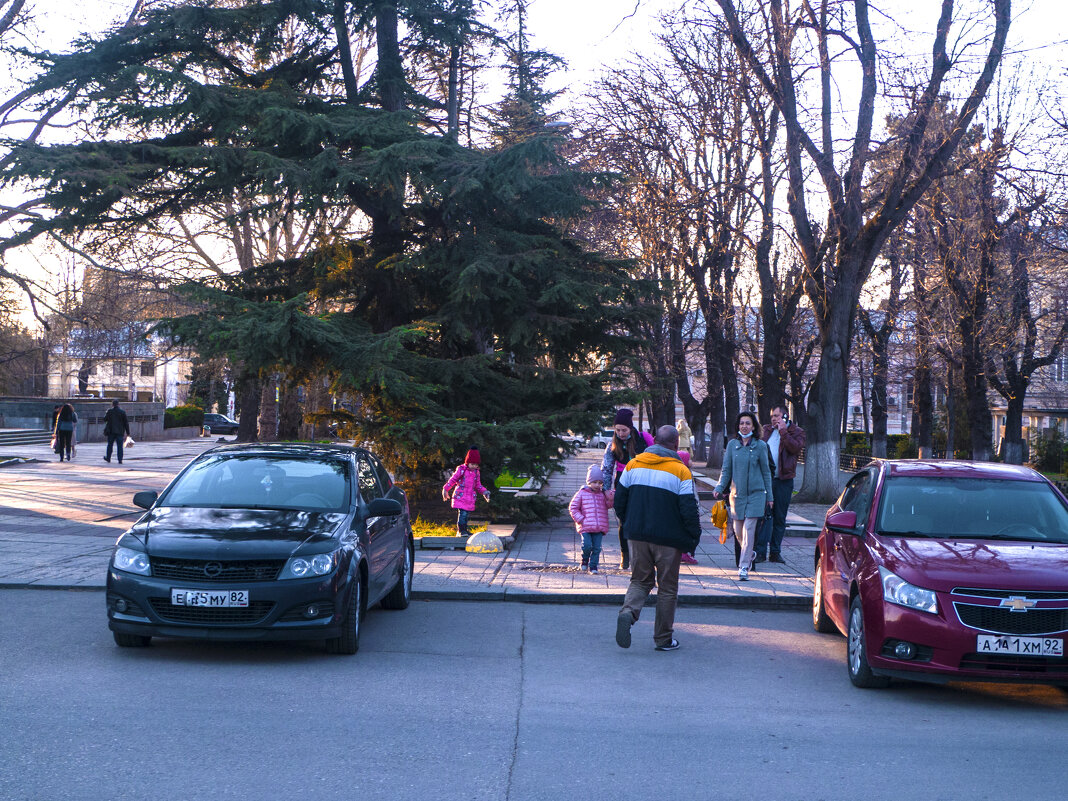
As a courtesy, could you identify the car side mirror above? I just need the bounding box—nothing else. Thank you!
[826,510,858,534]
[133,490,158,510]
[366,498,402,517]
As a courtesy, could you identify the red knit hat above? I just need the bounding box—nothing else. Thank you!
[464,448,481,465]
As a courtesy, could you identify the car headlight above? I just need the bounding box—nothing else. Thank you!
[113,546,151,576]
[879,566,938,614]
[279,551,339,580]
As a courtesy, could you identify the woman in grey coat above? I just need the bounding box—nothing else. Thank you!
[713,411,772,581]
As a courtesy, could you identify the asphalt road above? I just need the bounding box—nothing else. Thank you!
[2,592,1066,801]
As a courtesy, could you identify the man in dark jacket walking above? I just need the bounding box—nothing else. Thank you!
[756,405,806,563]
[614,425,701,652]
[103,399,131,464]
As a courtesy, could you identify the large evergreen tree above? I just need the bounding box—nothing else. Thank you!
[0,0,633,506]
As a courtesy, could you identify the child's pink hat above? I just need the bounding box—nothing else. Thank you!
[586,464,604,483]
[677,451,691,467]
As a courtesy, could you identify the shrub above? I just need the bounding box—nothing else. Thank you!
[844,432,870,455]
[887,434,916,459]
[164,405,205,429]
[1030,429,1067,474]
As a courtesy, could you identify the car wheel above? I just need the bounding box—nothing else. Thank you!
[847,596,890,689]
[381,538,414,610]
[113,631,151,648]
[326,576,363,655]
[812,558,837,634]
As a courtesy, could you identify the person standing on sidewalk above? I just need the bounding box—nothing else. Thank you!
[614,425,701,652]
[442,448,491,537]
[54,403,78,461]
[601,408,653,570]
[713,411,772,581]
[103,399,131,464]
[755,405,806,564]
[568,464,614,574]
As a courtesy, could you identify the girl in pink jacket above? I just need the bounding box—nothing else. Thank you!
[442,448,491,536]
[568,464,615,573]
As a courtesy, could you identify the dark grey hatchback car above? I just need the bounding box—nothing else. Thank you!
[107,443,414,654]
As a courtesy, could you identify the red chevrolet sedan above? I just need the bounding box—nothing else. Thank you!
[812,460,1068,688]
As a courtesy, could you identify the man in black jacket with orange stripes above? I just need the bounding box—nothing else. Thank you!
[613,425,701,652]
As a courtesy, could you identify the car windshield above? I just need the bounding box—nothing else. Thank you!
[876,476,1068,543]
[162,454,351,512]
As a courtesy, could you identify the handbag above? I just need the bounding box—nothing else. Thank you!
[124,435,135,447]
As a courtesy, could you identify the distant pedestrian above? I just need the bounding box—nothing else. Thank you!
[568,464,614,573]
[601,408,654,570]
[442,448,491,537]
[755,406,806,564]
[713,411,772,581]
[103,399,131,464]
[677,418,693,455]
[677,450,699,565]
[614,425,701,652]
[53,403,78,462]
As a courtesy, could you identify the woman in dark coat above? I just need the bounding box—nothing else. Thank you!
[601,408,653,570]
[53,403,78,462]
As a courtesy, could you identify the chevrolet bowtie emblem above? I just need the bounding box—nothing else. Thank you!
[999,596,1037,612]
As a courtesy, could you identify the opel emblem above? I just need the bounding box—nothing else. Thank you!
[204,561,223,578]
[999,596,1036,612]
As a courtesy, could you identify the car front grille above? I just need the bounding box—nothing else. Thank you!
[953,587,1068,601]
[959,653,1068,674]
[953,603,1068,636]
[151,557,285,583]
[149,598,275,625]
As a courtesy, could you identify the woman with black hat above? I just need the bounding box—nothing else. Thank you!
[600,408,653,569]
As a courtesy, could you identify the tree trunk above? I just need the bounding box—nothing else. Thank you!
[870,347,888,458]
[257,375,278,442]
[277,380,302,441]
[1002,391,1025,465]
[447,45,460,139]
[914,361,934,458]
[236,373,261,443]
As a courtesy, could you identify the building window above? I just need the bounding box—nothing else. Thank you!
[113,360,128,376]
[140,360,155,377]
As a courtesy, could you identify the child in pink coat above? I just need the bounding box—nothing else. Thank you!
[568,464,615,573]
[442,448,491,536]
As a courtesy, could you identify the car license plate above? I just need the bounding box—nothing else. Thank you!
[976,634,1063,657]
[171,589,249,608]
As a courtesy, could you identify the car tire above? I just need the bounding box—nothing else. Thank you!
[813,558,837,634]
[113,631,151,648]
[380,538,414,610]
[847,596,890,689]
[326,576,363,655]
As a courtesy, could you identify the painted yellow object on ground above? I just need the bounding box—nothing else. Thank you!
[465,530,503,553]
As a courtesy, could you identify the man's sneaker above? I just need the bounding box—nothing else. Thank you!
[655,639,680,652]
[581,561,589,570]
[738,566,749,581]
[589,568,599,575]
[769,553,786,563]
[615,612,632,648]
[753,553,766,564]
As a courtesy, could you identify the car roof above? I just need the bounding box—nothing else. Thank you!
[203,442,369,460]
[879,459,1044,482]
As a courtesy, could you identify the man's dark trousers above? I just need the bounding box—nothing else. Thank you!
[106,434,124,463]
[756,477,793,557]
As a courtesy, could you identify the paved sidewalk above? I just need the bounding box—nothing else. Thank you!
[0,437,829,608]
